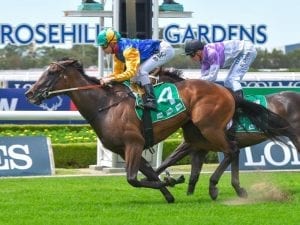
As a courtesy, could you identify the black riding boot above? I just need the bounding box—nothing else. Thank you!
[234,90,244,99]
[143,84,157,110]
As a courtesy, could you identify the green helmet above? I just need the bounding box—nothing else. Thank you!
[97,28,121,47]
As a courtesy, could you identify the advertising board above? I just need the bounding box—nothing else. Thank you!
[219,139,300,171]
[0,136,54,176]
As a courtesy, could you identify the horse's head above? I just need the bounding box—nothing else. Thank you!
[25,58,84,105]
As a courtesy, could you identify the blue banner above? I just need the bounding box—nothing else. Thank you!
[7,81,34,89]
[0,88,71,111]
[218,138,300,171]
[0,136,54,176]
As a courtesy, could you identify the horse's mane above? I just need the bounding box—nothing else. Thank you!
[57,57,100,85]
[159,67,185,83]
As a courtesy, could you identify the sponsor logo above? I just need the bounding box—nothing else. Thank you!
[0,144,33,170]
[0,137,54,176]
[218,139,300,171]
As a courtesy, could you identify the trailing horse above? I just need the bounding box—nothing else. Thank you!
[153,67,300,199]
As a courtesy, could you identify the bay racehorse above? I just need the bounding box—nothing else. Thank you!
[152,67,300,199]
[25,59,295,202]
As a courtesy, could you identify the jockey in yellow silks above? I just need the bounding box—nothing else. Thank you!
[97,28,175,110]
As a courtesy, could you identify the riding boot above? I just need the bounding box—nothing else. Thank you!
[234,90,244,99]
[143,84,157,110]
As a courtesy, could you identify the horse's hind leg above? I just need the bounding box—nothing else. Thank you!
[198,127,239,200]
[199,126,237,156]
[155,142,191,187]
[156,142,191,174]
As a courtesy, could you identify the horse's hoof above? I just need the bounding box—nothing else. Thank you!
[237,188,248,198]
[176,175,185,184]
[187,185,195,195]
[209,187,219,200]
[186,190,194,196]
[164,176,177,187]
[166,195,175,203]
[164,175,185,187]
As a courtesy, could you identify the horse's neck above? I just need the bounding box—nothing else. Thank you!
[68,85,110,121]
[69,84,127,123]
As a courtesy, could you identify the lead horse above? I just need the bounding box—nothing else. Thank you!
[25,59,295,202]
[153,67,300,199]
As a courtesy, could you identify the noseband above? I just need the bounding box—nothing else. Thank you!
[39,62,67,99]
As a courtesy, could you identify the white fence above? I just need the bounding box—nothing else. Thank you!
[0,111,83,120]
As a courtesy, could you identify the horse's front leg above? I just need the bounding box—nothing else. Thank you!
[230,149,248,198]
[125,145,167,189]
[139,157,175,203]
[155,141,191,174]
[209,152,232,200]
[187,150,208,195]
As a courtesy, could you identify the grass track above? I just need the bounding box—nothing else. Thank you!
[0,172,299,225]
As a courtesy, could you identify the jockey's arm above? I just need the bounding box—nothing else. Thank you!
[200,64,220,82]
[113,56,125,75]
[111,48,140,82]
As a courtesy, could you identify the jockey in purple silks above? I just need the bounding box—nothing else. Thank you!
[184,40,257,98]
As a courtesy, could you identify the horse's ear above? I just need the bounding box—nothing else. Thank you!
[60,59,79,67]
[49,63,61,72]
[66,59,78,64]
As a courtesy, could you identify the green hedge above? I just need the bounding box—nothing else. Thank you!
[1,125,218,168]
[52,139,218,168]
[52,143,97,168]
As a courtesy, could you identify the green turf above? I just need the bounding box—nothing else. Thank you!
[0,172,299,225]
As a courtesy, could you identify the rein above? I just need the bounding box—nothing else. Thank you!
[47,83,132,113]
[98,91,132,112]
[47,84,101,95]
[45,60,132,113]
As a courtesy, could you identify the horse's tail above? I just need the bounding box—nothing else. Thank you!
[234,98,297,143]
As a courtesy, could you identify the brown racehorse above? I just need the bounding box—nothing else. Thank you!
[153,67,300,199]
[25,59,295,203]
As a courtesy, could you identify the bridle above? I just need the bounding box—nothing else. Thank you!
[35,60,132,113]
[41,61,101,98]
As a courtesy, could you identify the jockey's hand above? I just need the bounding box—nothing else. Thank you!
[100,77,113,86]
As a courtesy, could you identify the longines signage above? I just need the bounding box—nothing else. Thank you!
[0,136,54,176]
[218,138,300,171]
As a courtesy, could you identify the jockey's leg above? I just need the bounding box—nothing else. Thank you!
[143,83,157,109]
[135,41,175,110]
[224,42,257,99]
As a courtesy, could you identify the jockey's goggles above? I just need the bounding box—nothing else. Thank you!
[101,33,116,49]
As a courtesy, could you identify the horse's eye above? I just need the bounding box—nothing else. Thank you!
[47,71,57,77]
